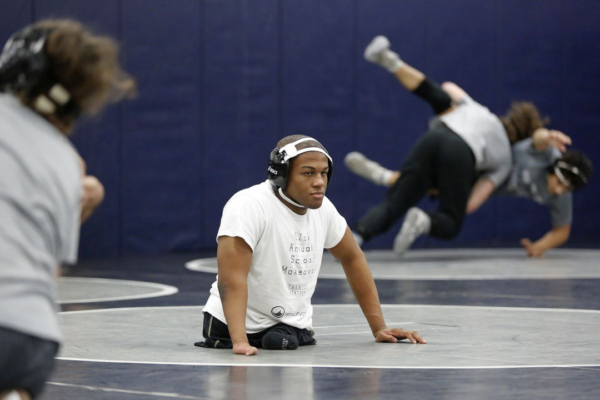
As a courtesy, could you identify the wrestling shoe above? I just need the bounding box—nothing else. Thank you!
[364,35,403,73]
[393,207,431,256]
[344,152,393,187]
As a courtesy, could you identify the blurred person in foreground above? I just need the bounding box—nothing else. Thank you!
[0,19,135,400]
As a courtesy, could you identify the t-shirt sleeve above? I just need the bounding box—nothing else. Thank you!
[458,93,475,106]
[481,161,512,188]
[550,193,573,227]
[479,142,512,188]
[323,198,348,249]
[216,194,266,251]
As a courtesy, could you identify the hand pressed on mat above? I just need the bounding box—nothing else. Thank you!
[374,327,427,344]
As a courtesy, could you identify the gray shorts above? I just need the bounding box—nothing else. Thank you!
[0,327,59,399]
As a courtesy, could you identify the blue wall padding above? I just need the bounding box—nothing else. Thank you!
[560,1,600,244]
[201,0,281,246]
[0,1,32,42]
[1,0,599,256]
[119,0,203,253]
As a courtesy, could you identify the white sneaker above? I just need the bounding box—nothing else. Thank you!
[344,152,392,186]
[364,36,390,61]
[393,208,431,256]
[364,36,403,73]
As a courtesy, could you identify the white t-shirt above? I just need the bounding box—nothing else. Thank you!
[203,180,347,334]
[440,95,512,187]
[0,94,81,342]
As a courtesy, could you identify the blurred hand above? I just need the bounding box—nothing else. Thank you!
[546,129,572,153]
[374,327,426,344]
[520,238,544,258]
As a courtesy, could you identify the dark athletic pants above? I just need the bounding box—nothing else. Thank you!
[0,327,59,399]
[355,80,477,241]
[195,312,316,349]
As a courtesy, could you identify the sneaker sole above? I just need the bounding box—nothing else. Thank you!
[393,208,422,256]
[364,36,390,62]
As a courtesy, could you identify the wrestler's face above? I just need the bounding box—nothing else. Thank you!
[547,173,571,195]
[284,152,329,210]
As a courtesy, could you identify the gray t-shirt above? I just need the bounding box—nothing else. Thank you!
[496,138,572,227]
[0,94,81,342]
[440,95,512,188]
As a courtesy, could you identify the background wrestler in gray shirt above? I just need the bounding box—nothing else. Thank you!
[346,75,593,257]
[495,130,592,257]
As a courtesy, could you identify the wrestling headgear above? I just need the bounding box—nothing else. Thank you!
[267,137,333,190]
[0,25,78,118]
[548,151,592,191]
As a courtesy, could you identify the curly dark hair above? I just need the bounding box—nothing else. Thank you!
[500,102,550,144]
[20,19,136,133]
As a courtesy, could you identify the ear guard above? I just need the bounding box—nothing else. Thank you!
[267,137,333,190]
[0,25,79,118]
[553,160,588,191]
[0,26,51,93]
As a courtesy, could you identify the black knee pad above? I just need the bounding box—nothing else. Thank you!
[262,332,299,350]
[413,78,453,115]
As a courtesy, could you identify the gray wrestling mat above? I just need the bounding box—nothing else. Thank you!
[186,249,600,280]
[58,305,600,369]
[57,277,178,304]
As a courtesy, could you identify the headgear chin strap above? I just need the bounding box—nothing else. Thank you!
[267,137,333,200]
[278,187,306,209]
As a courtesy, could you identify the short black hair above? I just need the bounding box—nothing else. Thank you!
[276,135,328,154]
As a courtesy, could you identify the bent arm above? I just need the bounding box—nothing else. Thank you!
[81,175,105,223]
[217,236,254,351]
[328,227,387,335]
[466,178,495,214]
[72,149,105,224]
[532,128,572,153]
[521,225,571,257]
[441,81,468,103]
[329,227,425,344]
